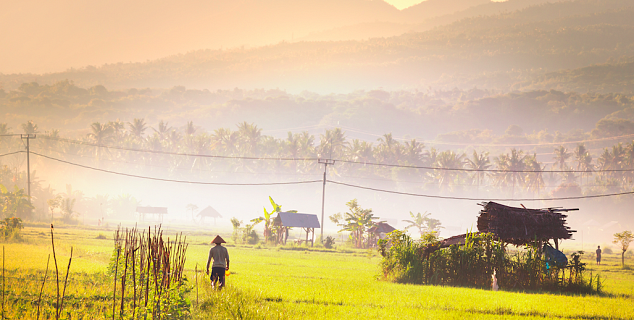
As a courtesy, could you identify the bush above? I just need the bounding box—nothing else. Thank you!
[0,217,23,241]
[324,236,336,249]
[379,231,599,293]
[603,247,613,254]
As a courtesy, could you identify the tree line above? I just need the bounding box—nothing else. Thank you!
[3,118,634,221]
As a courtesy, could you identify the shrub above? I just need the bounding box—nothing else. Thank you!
[324,236,335,249]
[379,231,599,293]
[0,217,23,241]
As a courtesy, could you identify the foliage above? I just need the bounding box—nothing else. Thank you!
[323,236,336,249]
[379,231,600,293]
[613,230,634,266]
[0,184,33,219]
[0,217,23,241]
[251,196,283,244]
[330,199,377,248]
[231,217,242,243]
[403,211,442,236]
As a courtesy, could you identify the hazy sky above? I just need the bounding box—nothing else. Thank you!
[384,0,424,9]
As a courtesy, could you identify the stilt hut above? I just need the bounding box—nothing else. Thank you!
[368,222,396,247]
[277,212,320,247]
[137,206,168,222]
[477,202,577,248]
[197,206,222,224]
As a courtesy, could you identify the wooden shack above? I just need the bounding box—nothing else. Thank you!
[197,206,222,224]
[477,202,577,247]
[136,206,168,222]
[277,212,320,247]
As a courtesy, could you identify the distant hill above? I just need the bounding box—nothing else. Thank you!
[2,0,634,93]
[517,57,634,94]
[1,0,491,74]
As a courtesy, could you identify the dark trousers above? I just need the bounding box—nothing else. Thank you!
[210,267,226,288]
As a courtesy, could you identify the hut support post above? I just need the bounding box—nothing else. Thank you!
[554,238,559,250]
[311,228,314,247]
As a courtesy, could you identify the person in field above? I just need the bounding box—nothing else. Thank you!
[596,245,602,265]
[206,235,230,289]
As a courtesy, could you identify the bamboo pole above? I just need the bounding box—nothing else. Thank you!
[2,246,4,320]
[59,247,73,317]
[50,224,60,320]
[112,247,120,320]
[36,254,50,320]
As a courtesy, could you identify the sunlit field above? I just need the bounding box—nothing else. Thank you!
[2,225,633,319]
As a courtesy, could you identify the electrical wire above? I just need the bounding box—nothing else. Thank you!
[327,180,634,202]
[38,136,318,161]
[336,159,634,173]
[31,152,322,186]
[37,136,634,173]
[0,151,25,157]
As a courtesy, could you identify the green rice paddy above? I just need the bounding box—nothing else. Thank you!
[2,226,634,319]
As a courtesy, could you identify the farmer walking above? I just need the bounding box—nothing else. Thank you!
[207,235,230,289]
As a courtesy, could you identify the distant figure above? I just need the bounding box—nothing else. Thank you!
[206,235,230,289]
[596,245,602,265]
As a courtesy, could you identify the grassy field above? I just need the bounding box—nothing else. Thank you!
[2,225,634,319]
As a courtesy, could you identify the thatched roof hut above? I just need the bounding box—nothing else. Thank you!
[477,202,576,245]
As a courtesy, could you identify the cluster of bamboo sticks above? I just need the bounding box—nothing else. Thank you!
[112,225,188,319]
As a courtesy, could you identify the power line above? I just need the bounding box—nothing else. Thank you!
[0,151,24,157]
[327,180,634,202]
[331,124,634,147]
[336,159,633,173]
[35,136,634,173]
[31,152,322,186]
[39,136,318,162]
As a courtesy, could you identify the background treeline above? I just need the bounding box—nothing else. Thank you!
[2,0,633,93]
[4,116,634,225]
[3,81,634,142]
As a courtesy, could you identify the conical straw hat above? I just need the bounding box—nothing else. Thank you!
[211,235,226,244]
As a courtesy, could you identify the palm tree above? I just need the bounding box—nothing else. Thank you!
[87,122,114,145]
[185,121,196,136]
[376,133,402,164]
[21,121,39,134]
[128,118,147,140]
[318,128,348,159]
[432,150,465,192]
[0,123,11,135]
[524,154,545,196]
[108,119,126,141]
[494,149,527,197]
[553,145,571,170]
[237,122,262,155]
[153,120,172,140]
[403,139,424,165]
[465,151,491,188]
[403,211,430,235]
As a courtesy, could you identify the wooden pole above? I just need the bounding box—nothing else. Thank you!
[36,254,50,320]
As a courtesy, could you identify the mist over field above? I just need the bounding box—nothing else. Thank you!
[3,0,634,247]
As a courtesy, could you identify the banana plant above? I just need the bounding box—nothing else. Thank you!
[251,196,283,243]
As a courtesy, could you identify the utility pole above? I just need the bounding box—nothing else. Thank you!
[21,134,36,201]
[318,158,335,242]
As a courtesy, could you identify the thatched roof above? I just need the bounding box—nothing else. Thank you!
[136,206,167,214]
[477,202,576,245]
[278,212,320,228]
[368,222,396,234]
[197,206,222,218]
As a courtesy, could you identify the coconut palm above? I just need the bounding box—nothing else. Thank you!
[494,149,527,197]
[432,150,465,192]
[153,120,172,140]
[128,118,148,140]
[21,121,39,134]
[237,122,262,155]
[403,211,430,235]
[403,139,424,165]
[465,151,491,188]
[318,128,348,159]
[553,145,571,170]
[524,154,545,196]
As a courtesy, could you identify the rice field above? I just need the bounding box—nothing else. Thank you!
[2,225,634,319]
